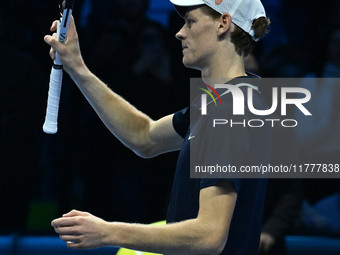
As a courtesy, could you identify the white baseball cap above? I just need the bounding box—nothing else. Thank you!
[169,0,266,41]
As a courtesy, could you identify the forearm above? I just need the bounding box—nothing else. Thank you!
[102,181,236,254]
[53,187,234,253]
[68,64,154,155]
[107,220,225,255]
[44,24,153,154]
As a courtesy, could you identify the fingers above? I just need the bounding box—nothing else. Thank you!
[60,235,81,243]
[60,235,83,249]
[44,15,79,58]
[51,210,89,227]
[51,210,102,250]
[67,16,79,41]
[49,47,56,60]
[45,32,58,60]
[47,16,76,42]
[63,209,89,217]
[50,20,59,32]
[45,20,59,60]
[53,223,82,244]
[53,219,83,248]
[51,213,85,250]
[53,224,80,234]
[65,240,83,249]
[44,34,62,60]
[52,217,76,228]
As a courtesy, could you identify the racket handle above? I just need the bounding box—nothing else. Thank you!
[43,64,63,134]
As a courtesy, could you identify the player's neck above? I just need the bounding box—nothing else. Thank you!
[200,49,246,85]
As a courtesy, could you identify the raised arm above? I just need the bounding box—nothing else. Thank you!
[44,17,183,158]
[52,180,237,254]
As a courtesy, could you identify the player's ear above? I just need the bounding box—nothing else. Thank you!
[217,13,232,36]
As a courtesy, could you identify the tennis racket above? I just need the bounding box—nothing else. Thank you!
[43,0,74,134]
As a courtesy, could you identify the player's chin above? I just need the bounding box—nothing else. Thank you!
[182,58,200,70]
[182,56,193,67]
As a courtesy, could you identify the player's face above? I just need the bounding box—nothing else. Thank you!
[176,7,219,70]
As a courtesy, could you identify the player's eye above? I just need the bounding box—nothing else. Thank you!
[185,19,195,27]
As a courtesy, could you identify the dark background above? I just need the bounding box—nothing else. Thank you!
[1,0,340,235]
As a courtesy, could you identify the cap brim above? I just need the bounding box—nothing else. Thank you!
[170,0,205,18]
[169,0,205,6]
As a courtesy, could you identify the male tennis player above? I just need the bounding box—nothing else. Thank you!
[47,0,271,254]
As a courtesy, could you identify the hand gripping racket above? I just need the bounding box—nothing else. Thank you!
[43,0,74,134]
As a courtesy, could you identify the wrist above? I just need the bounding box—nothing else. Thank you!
[104,221,126,247]
[67,61,95,90]
[67,59,87,77]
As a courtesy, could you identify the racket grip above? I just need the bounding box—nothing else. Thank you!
[43,65,63,134]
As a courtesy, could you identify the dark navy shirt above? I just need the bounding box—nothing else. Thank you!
[167,76,271,255]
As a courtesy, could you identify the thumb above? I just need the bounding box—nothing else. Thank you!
[44,34,67,60]
[44,34,63,50]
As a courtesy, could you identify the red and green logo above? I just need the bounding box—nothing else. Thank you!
[199,84,223,107]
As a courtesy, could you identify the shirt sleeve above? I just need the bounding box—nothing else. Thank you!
[172,107,190,139]
[200,178,242,193]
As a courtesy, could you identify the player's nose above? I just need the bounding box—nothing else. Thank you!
[175,24,186,41]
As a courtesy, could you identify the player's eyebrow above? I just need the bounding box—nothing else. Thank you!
[184,12,195,21]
